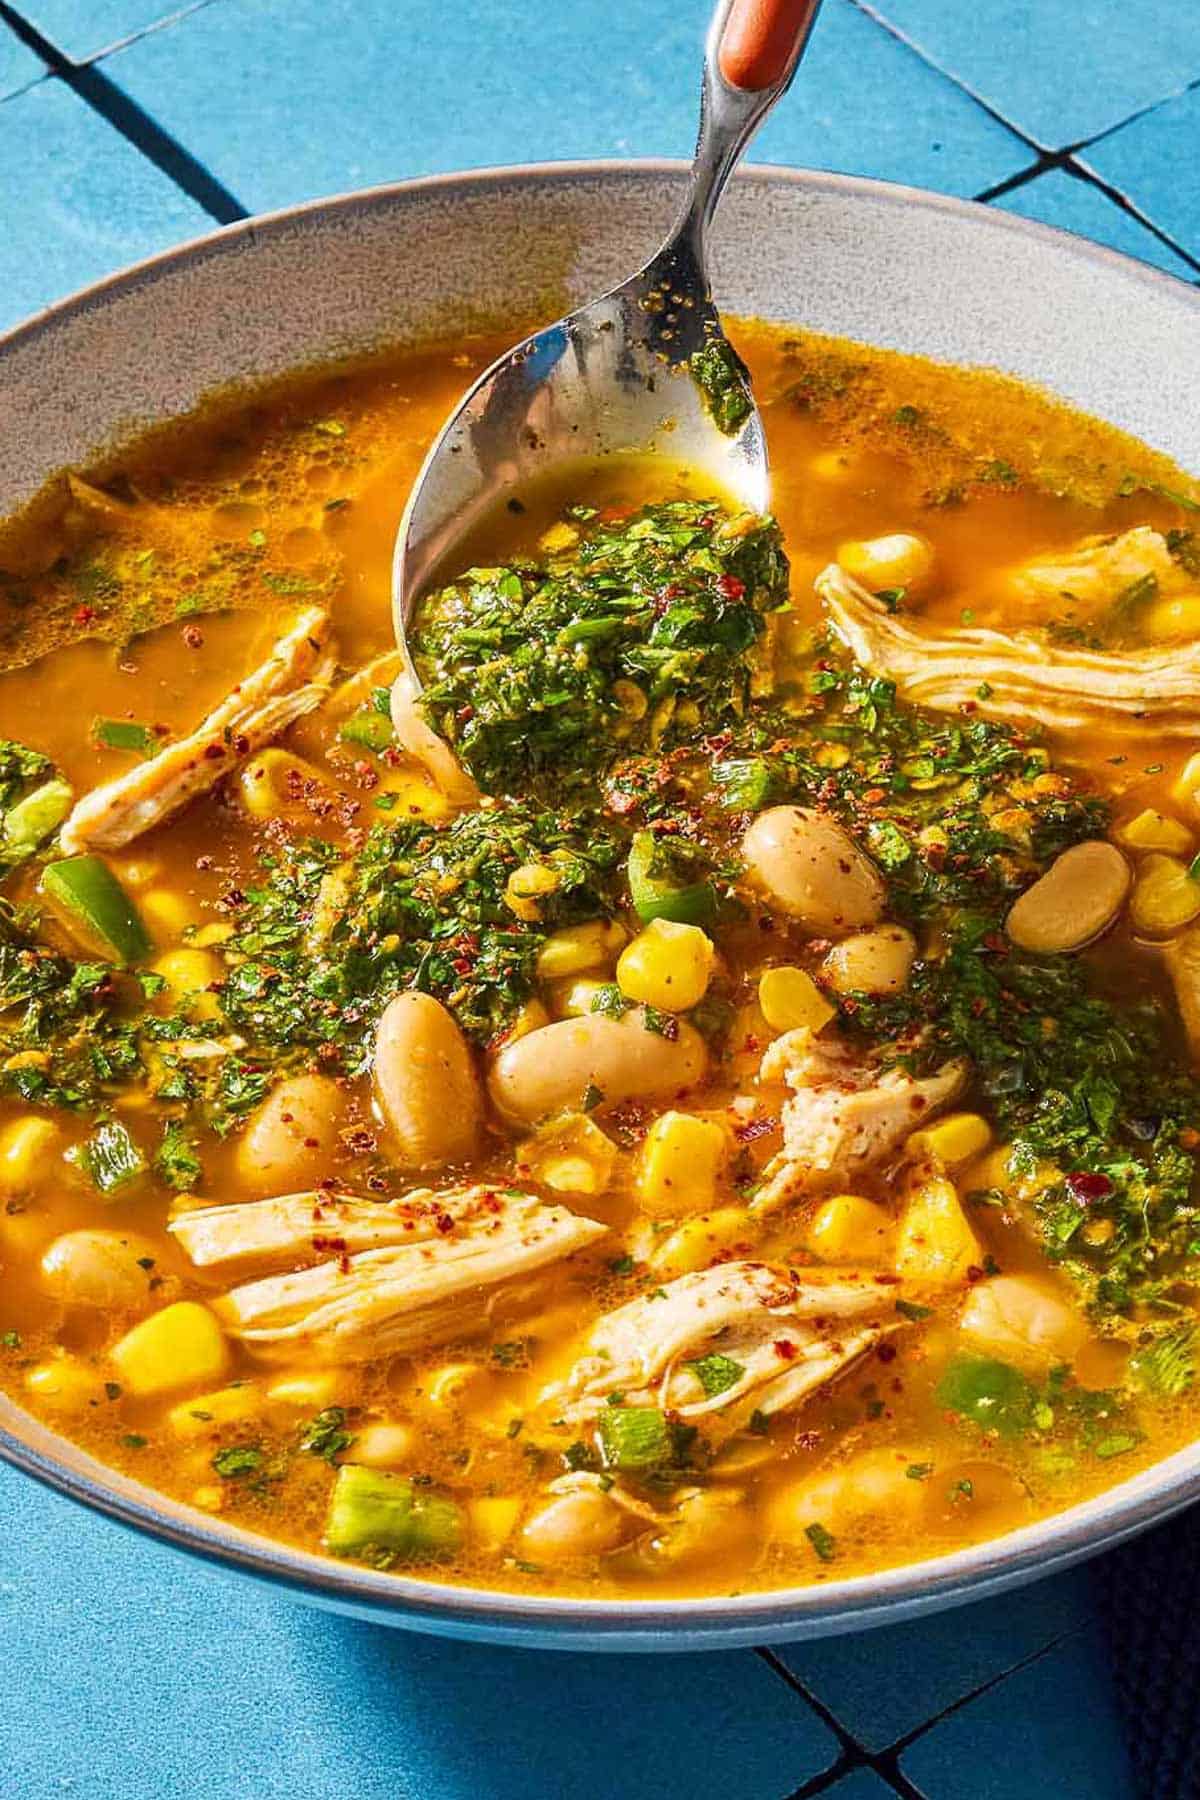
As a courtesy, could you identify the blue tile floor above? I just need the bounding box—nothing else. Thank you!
[0,2,1197,1795]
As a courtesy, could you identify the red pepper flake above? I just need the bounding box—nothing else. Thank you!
[732,1116,777,1144]
[182,624,204,649]
[862,787,886,806]
[73,603,97,626]
[795,1429,821,1451]
[773,1339,797,1360]
[876,1342,898,1364]
[435,1212,456,1236]
[1065,1171,1114,1205]
[202,741,226,761]
[716,574,745,601]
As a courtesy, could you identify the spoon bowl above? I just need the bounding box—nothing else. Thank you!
[391,0,821,659]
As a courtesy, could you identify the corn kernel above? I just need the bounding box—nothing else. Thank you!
[1115,808,1194,856]
[111,1301,230,1397]
[549,976,608,1019]
[516,1113,617,1195]
[539,521,580,555]
[648,1205,753,1275]
[167,1381,262,1440]
[535,919,626,981]
[469,1494,522,1553]
[1170,752,1200,813]
[1144,596,1200,642]
[757,965,835,1034]
[1129,853,1200,936]
[266,1369,347,1408]
[971,1144,1058,1201]
[236,748,329,821]
[152,947,224,1020]
[807,1194,893,1263]
[504,861,559,921]
[350,1423,414,1466]
[907,1111,993,1168]
[374,768,451,821]
[192,922,235,948]
[617,919,714,1012]
[837,531,935,597]
[0,1115,63,1194]
[142,887,201,940]
[894,1178,981,1284]
[638,1110,727,1217]
[24,1353,105,1411]
[505,997,552,1043]
[612,679,648,721]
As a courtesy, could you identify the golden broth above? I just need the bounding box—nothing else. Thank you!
[1,320,1199,1600]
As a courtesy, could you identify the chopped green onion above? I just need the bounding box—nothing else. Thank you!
[338,708,394,752]
[597,1405,670,1471]
[805,1521,837,1562]
[76,1120,146,1195]
[627,829,715,926]
[324,1465,463,1560]
[93,718,157,755]
[712,757,775,812]
[41,855,152,963]
[2,777,73,860]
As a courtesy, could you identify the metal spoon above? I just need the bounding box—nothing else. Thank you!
[392,0,822,674]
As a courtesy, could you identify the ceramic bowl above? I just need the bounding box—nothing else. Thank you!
[2,162,1199,1649]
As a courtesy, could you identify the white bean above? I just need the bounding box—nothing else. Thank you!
[742,806,885,936]
[40,1228,164,1310]
[374,991,482,1167]
[823,924,916,994]
[487,1008,707,1126]
[389,669,478,806]
[520,1486,629,1558]
[959,1274,1087,1368]
[235,1073,345,1193]
[1005,840,1130,953]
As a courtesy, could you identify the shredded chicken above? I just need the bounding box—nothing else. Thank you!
[59,607,336,853]
[189,1185,605,1362]
[547,1261,897,1430]
[169,1187,494,1270]
[818,558,1200,736]
[752,1028,966,1214]
[1007,525,1190,612]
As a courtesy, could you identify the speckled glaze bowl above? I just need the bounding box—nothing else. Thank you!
[2,163,1199,1650]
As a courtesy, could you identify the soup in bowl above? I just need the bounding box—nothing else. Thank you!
[2,310,1200,1607]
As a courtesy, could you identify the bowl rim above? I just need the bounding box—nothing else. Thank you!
[3,155,1199,1647]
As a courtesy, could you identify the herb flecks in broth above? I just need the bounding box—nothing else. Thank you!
[4,323,1200,1603]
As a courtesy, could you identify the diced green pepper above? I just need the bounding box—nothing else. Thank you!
[627,830,715,926]
[2,777,73,861]
[324,1464,463,1561]
[76,1119,147,1194]
[41,855,152,963]
[712,757,775,812]
[597,1405,671,1471]
[93,719,156,756]
[338,708,394,752]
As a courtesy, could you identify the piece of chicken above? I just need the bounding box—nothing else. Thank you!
[59,607,336,853]
[1007,525,1191,613]
[547,1261,898,1431]
[170,1186,502,1271]
[200,1186,605,1362]
[752,1028,966,1214]
[818,560,1200,736]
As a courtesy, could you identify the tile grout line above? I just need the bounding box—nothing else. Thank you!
[0,0,248,223]
[5,0,221,67]
[846,0,1200,277]
[755,1647,923,1800]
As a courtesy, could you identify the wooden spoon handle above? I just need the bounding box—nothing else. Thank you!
[718,0,822,91]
